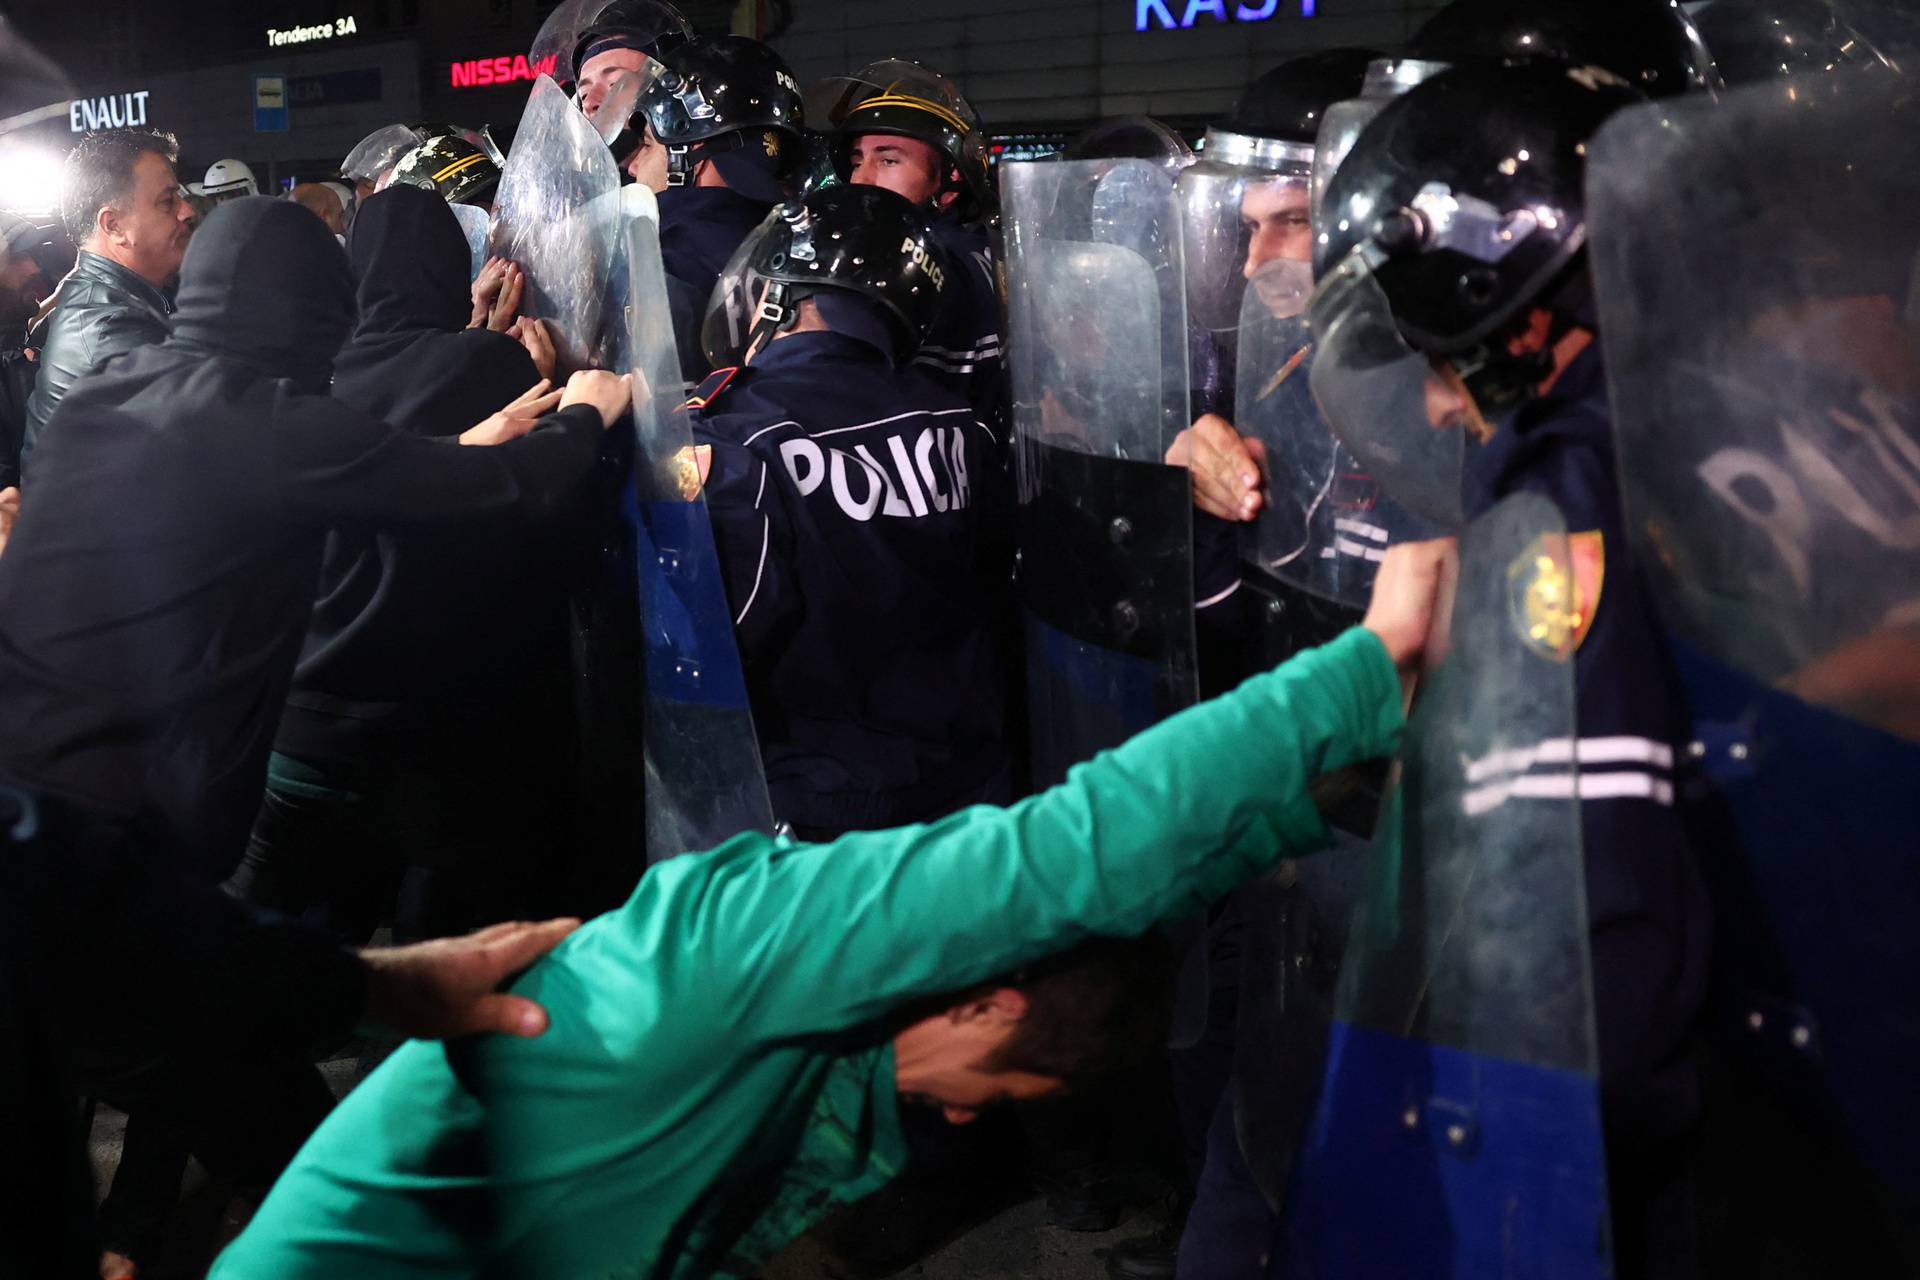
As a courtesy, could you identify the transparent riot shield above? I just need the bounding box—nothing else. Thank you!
[1241,261,1445,606]
[487,75,620,372]
[1307,56,1447,237]
[1283,493,1608,1278]
[450,202,490,283]
[624,217,773,863]
[1003,158,1197,793]
[1591,75,1920,1224]
[1007,157,1203,1041]
[1176,160,1295,420]
[1307,250,1468,530]
[1228,835,1369,1210]
[593,181,661,374]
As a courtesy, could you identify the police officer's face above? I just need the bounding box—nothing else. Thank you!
[626,123,671,192]
[577,47,649,117]
[848,134,948,209]
[103,151,194,286]
[1240,178,1312,279]
[1424,359,1472,431]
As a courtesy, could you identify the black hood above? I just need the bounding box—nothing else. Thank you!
[168,196,355,393]
[348,185,472,338]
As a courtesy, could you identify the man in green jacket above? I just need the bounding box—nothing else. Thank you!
[213,543,1447,1280]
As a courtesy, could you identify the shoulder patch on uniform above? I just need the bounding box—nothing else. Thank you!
[682,366,739,412]
[1567,530,1605,652]
[1509,533,1577,663]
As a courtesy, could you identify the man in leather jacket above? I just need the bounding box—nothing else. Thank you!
[20,127,192,467]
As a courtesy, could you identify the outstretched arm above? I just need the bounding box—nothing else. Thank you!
[661,540,1450,1036]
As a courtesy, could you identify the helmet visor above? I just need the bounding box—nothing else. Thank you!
[1306,247,1467,529]
[343,124,427,184]
[700,207,784,368]
[531,0,690,87]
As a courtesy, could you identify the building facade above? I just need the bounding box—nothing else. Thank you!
[11,0,1445,194]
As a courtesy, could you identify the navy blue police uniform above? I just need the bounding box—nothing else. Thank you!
[1175,344,1714,1279]
[914,212,1007,441]
[658,186,775,379]
[1464,340,1712,1252]
[686,324,1013,837]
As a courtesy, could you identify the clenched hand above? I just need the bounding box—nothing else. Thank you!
[1165,414,1267,522]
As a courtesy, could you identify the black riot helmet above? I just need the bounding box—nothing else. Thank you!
[1410,0,1720,98]
[343,122,504,190]
[528,0,691,89]
[641,36,805,202]
[1206,47,1380,171]
[1693,0,1902,86]
[702,184,947,367]
[384,133,501,206]
[1064,116,1193,172]
[822,59,995,221]
[1314,60,1643,407]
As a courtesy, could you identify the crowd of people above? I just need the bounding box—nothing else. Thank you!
[1,0,1915,1277]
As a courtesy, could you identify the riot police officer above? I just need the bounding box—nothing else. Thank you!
[1142,49,1404,1280]
[1164,49,1387,664]
[620,36,806,376]
[688,184,1011,839]
[550,0,690,120]
[1311,60,1711,1276]
[825,59,1007,436]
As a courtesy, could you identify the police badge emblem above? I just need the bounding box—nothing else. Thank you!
[1508,532,1578,662]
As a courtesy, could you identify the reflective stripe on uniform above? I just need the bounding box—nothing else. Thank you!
[1460,734,1677,815]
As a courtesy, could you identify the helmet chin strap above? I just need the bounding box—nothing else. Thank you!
[666,143,694,187]
[670,133,761,188]
[743,280,802,363]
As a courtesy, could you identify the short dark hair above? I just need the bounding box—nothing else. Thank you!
[61,128,180,246]
[977,934,1176,1088]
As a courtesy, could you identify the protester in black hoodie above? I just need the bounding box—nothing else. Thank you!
[0,197,629,1276]
[233,185,580,943]
[0,196,628,874]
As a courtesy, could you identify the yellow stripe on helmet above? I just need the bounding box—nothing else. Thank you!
[854,93,972,137]
[431,152,491,183]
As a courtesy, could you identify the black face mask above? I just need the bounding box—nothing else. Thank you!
[1447,343,1557,417]
[1445,268,1594,418]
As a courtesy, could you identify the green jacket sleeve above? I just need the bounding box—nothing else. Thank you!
[666,625,1404,1038]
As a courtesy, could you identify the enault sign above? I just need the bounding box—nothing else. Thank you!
[1135,0,1315,31]
[69,91,152,132]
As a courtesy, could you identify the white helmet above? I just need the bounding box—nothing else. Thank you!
[319,180,357,230]
[200,158,259,201]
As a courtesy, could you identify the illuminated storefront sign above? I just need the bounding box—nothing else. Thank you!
[69,90,152,132]
[267,16,359,47]
[450,53,558,88]
[1134,0,1314,31]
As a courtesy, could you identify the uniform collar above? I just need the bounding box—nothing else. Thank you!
[658,184,774,226]
[751,328,892,372]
